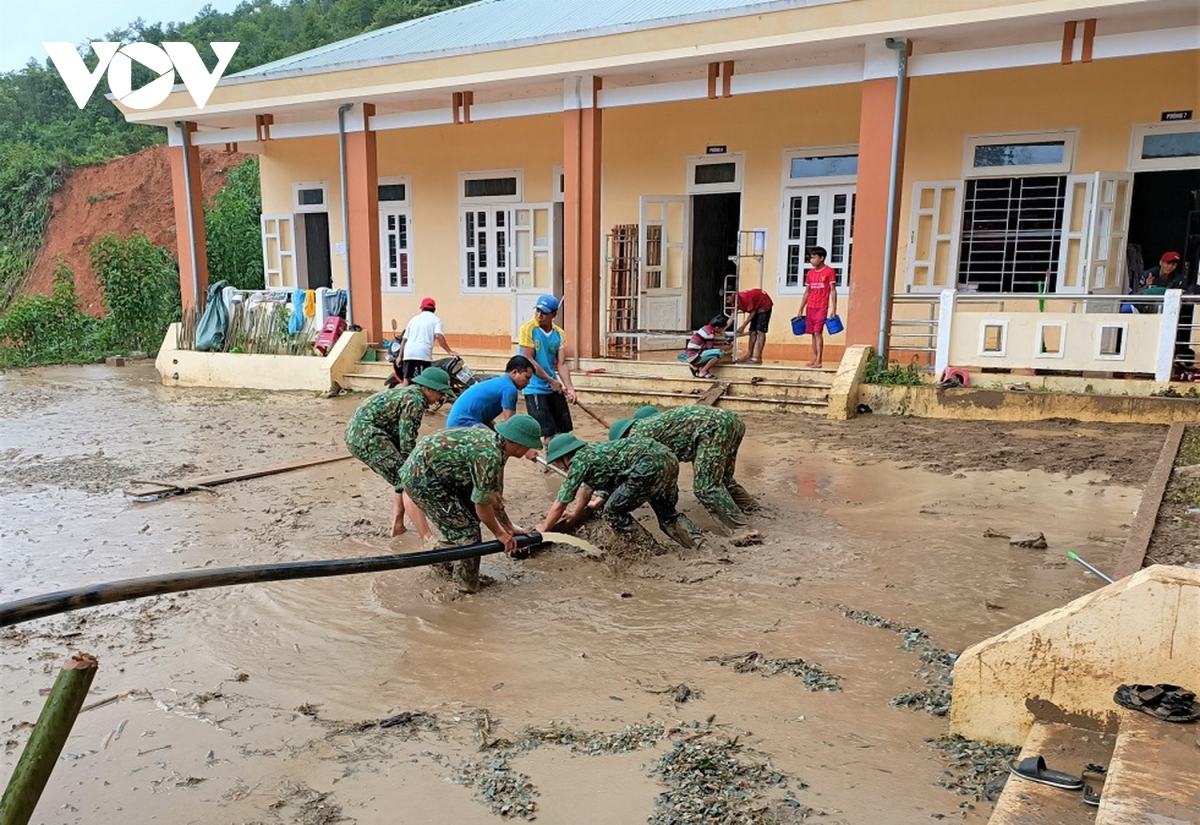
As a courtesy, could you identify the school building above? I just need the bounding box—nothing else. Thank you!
[123,0,1200,369]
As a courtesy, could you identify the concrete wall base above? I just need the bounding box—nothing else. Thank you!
[950,565,1200,746]
[154,323,368,392]
[859,384,1200,425]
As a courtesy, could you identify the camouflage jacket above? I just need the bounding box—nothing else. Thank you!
[556,437,673,504]
[399,427,505,506]
[627,405,739,463]
[347,385,429,457]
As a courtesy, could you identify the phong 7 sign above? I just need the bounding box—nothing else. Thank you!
[44,41,239,110]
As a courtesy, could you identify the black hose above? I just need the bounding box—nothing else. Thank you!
[0,533,543,628]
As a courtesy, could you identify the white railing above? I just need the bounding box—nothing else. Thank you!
[893,289,1186,383]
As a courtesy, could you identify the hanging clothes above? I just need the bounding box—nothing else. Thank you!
[288,289,306,334]
[304,289,317,317]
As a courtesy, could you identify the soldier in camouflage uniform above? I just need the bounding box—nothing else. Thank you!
[344,368,451,537]
[397,414,544,593]
[609,405,753,530]
[535,434,701,548]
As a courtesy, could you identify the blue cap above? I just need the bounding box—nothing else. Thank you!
[535,295,560,314]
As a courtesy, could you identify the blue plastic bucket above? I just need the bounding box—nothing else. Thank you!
[824,315,845,335]
[790,317,807,336]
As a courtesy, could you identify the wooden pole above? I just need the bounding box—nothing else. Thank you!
[0,534,543,628]
[0,653,98,825]
[572,399,611,430]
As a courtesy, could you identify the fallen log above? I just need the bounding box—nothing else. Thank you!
[0,533,543,628]
[124,455,353,502]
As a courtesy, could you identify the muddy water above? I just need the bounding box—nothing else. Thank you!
[0,364,1143,824]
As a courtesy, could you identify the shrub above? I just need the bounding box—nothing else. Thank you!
[90,233,180,353]
[204,159,264,291]
[0,260,101,367]
[864,353,928,386]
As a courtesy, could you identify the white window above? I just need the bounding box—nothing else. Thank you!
[778,147,857,295]
[461,207,511,293]
[686,154,744,194]
[978,320,1008,357]
[379,177,413,293]
[1096,322,1127,360]
[958,175,1067,293]
[1036,322,1066,359]
[261,215,296,288]
[292,181,329,213]
[963,131,1076,178]
[1129,122,1200,172]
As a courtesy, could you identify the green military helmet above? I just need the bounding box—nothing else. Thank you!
[546,432,588,463]
[495,413,544,450]
[633,405,661,420]
[411,367,451,393]
[608,419,636,441]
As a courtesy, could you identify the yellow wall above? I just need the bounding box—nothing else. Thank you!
[896,51,1200,290]
[602,85,861,348]
[259,115,563,345]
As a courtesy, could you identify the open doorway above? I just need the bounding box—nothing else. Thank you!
[297,212,333,289]
[1129,169,1200,287]
[689,193,740,328]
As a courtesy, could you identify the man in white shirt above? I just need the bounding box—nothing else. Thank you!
[396,298,458,385]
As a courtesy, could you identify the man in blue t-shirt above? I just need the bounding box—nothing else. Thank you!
[519,295,576,449]
[446,355,535,428]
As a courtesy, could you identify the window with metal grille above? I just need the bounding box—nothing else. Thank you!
[957,176,1066,293]
[463,207,511,293]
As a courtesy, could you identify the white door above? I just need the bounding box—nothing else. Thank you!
[1086,172,1134,294]
[905,182,963,292]
[462,206,511,292]
[511,203,554,341]
[638,196,688,330]
[261,214,297,289]
[1056,174,1094,294]
[782,186,856,290]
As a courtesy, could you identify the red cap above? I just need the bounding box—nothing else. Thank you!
[420,297,436,310]
[1162,251,1181,263]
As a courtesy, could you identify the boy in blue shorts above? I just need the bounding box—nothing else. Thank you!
[519,294,577,449]
[446,355,535,428]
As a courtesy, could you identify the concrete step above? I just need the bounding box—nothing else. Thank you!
[1094,710,1200,824]
[987,721,1116,825]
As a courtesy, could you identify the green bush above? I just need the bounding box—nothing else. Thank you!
[0,260,101,367]
[864,353,929,386]
[90,234,179,353]
[205,159,264,291]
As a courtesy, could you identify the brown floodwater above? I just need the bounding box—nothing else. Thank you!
[0,364,1146,824]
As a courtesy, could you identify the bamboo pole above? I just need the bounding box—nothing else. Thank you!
[572,399,611,430]
[0,534,543,628]
[0,653,99,825]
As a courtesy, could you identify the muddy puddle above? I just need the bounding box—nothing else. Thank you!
[0,364,1158,824]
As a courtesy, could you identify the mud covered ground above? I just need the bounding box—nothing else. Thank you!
[1146,424,1200,568]
[0,364,1161,824]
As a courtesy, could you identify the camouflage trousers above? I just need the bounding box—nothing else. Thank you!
[603,453,683,532]
[693,416,752,528]
[404,480,482,592]
[345,428,406,491]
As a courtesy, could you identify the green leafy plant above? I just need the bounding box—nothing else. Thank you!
[204,159,264,291]
[0,260,102,367]
[90,233,180,353]
[864,353,929,386]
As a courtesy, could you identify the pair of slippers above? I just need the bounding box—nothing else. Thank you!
[1114,683,1200,723]
[1007,757,1106,806]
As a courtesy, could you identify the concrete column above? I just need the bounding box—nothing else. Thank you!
[846,47,910,354]
[934,289,957,379]
[563,76,602,359]
[345,103,382,343]
[169,122,209,311]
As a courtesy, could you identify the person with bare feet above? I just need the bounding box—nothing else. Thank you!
[735,288,773,364]
[535,433,701,548]
[682,315,732,379]
[397,415,543,593]
[344,368,451,537]
[796,246,837,368]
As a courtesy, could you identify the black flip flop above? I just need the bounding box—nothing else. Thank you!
[1007,755,1084,790]
[1082,763,1106,806]
[1114,683,1200,723]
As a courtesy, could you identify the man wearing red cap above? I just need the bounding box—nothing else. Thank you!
[396,297,458,385]
[1140,251,1184,292]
